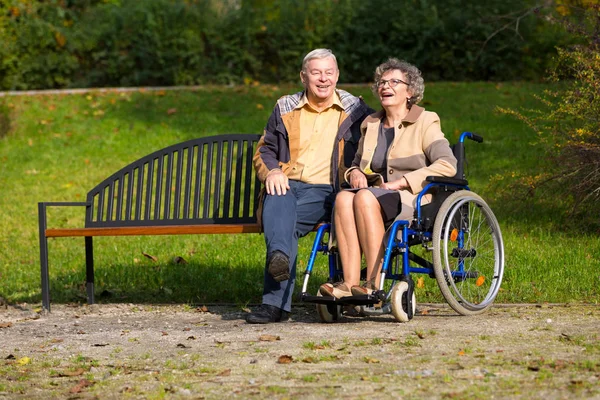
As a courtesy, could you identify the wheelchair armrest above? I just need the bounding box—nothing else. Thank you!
[425,176,468,187]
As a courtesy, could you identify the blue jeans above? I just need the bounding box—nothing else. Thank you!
[261,180,334,312]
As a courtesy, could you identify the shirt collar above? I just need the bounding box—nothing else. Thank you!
[295,91,343,111]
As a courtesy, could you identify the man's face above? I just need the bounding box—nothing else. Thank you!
[300,57,339,104]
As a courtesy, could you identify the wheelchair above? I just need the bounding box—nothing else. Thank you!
[300,132,505,323]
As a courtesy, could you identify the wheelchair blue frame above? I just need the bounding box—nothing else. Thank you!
[300,131,489,319]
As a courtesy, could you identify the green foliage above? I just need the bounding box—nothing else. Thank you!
[71,0,218,87]
[333,0,564,82]
[0,0,79,90]
[0,0,577,90]
[497,5,600,230]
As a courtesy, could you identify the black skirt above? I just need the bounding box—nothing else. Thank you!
[345,187,401,225]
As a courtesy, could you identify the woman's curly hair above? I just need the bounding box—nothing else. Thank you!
[371,58,424,106]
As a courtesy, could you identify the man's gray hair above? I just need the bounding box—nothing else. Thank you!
[372,58,425,106]
[301,49,338,72]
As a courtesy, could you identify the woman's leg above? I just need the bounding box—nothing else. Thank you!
[353,190,386,288]
[333,191,362,287]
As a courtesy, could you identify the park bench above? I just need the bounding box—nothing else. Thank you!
[38,134,263,312]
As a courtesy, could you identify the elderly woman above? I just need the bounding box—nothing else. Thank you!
[320,58,457,299]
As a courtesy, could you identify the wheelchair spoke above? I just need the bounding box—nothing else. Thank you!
[433,191,504,315]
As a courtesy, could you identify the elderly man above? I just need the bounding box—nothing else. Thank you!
[247,48,372,324]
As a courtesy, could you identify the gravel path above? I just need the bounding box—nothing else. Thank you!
[0,302,599,399]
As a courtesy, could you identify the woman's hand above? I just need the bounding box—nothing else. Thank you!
[380,177,409,191]
[265,168,290,195]
[349,169,368,189]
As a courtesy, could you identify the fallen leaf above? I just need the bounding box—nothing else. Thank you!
[176,343,190,348]
[363,357,380,364]
[5,354,15,360]
[187,336,196,340]
[560,333,572,341]
[92,343,109,347]
[77,330,86,334]
[218,369,231,376]
[458,350,466,356]
[416,277,425,289]
[0,322,12,328]
[256,103,264,110]
[475,276,485,287]
[415,331,425,339]
[173,256,187,264]
[196,305,209,313]
[167,108,177,115]
[183,327,191,331]
[259,334,280,342]
[59,368,85,377]
[161,331,168,336]
[17,357,31,365]
[142,253,158,262]
[277,355,293,364]
[69,379,93,394]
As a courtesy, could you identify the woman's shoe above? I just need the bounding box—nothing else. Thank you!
[319,282,352,299]
[351,284,375,296]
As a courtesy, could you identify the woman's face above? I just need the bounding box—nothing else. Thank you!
[377,69,412,109]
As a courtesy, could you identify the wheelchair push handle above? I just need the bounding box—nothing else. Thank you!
[460,131,483,143]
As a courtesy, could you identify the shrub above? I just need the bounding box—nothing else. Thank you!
[0,0,79,90]
[497,5,600,230]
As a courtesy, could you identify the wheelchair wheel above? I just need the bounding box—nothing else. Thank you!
[390,281,416,322]
[432,191,504,316]
[316,292,341,323]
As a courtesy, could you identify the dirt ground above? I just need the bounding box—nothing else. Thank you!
[0,301,599,400]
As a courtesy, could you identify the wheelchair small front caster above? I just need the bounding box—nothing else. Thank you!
[390,281,416,323]
[316,292,341,323]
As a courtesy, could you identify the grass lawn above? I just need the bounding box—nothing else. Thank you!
[0,82,598,307]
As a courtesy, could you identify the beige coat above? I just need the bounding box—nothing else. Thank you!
[345,105,457,221]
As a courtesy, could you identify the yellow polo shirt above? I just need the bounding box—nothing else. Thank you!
[295,93,343,184]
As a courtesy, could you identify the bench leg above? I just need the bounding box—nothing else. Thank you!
[85,236,95,304]
[38,203,51,312]
[40,236,51,312]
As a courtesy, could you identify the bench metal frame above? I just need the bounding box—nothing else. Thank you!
[39,134,262,311]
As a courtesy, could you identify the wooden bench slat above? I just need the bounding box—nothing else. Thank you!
[45,224,262,238]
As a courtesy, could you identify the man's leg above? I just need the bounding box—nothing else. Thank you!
[247,182,333,323]
[262,182,334,311]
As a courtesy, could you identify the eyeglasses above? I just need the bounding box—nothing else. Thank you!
[376,78,408,88]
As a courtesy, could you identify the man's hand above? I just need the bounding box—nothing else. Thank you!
[265,169,290,195]
[349,169,368,189]
[380,177,409,191]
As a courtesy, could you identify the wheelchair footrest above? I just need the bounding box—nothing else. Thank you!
[301,292,383,306]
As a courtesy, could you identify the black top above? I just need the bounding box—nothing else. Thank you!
[371,122,395,182]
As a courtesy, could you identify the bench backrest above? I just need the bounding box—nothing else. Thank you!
[85,134,262,228]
